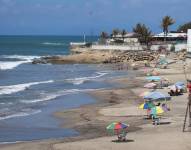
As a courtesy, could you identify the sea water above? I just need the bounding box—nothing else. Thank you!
[0,36,129,143]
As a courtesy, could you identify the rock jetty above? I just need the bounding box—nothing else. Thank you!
[32,50,157,65]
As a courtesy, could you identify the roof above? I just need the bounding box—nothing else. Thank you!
[153,32,187,38]
[112,32,139,38]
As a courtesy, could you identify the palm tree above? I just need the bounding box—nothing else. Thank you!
[177,22,191,33]
[133,23,152,47]
[99,32,108,44]
[161,16,175,41]
[121,29,127,42]
[112,29,121,38]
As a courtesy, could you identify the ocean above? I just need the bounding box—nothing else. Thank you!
[0,36,129,143]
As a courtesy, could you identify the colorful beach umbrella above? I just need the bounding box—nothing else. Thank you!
[106,122,129,131]
[139,91,150,97]
[144,83,157,89]
[150,106,164,115]
[138,102,155,110]
[146,76,161,82]
[144,91,171,101]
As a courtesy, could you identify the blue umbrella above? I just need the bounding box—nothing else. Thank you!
[175,81,185,87]
[144,91,171,101]
[146,76,161,82]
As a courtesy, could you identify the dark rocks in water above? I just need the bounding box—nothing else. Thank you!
[32,58,48,64]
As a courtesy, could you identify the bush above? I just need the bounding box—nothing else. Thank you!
[170,44,175,52]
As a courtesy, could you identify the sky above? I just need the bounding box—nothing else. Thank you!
[0,0,191,35]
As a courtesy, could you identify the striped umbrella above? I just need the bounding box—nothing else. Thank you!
[107,122,129,130]
[106,122,129,135]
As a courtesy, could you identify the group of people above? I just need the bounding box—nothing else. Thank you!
[168,87,183,96]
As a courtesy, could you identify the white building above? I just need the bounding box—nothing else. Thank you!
[153,32,187,41]
[187,29,191,53]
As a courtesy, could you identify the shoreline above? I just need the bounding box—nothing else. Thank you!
[54,76,146,140]
[0,67,147,149]
[1,58,191,150]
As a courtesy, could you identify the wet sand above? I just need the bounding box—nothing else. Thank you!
[1,58,191,150]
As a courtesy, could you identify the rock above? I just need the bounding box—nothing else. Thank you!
[32,58,47,64]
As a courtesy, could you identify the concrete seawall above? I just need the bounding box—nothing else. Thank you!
[91,45,145,51]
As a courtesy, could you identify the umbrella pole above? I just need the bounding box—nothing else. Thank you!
[183,103,189,132]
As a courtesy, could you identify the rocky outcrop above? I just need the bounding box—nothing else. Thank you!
[32,50,157,65]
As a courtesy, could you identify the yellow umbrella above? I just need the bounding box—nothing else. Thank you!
[151,106,164,115]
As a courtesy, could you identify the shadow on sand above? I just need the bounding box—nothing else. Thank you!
[111,139,135,143]
[159,122,171,125]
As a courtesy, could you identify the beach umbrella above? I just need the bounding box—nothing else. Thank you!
[161,104,170,112]
[138,102,155,110]
[144,91,171,101]
[146,76,161,82]
[144,83,157,89]
[106,122,129,135]
[106,122,129,130]
[150,106,164,115]
[139,91,150,97]
[168,85,184,91]
[107,122,129,141]
[175,81,185,86]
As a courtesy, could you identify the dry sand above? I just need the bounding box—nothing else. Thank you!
[1,59,191,150]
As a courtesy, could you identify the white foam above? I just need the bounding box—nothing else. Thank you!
[42,42,66,46]
[66,72,108,85]
[21,94,59,104]
[0,60,30,70]
[21,88,101,104]
[0,55,40,70]
[1,55,40,61]
[0,109,41,120]
[0,80,54,95]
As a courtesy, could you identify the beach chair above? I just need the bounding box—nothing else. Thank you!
[118,130,127,141]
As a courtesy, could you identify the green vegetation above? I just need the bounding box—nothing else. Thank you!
[99,32,108,44]
[133,23,152,46]
[170,44,175,52]
[177,22,191,33]
[161,16,175,41]
[121,29,127,42]
[112,29,121,37]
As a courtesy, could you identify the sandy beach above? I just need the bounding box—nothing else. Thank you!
[1,57,191,150]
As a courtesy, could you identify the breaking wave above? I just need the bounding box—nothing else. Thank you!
[21,88,101,104]
[66,72,108,85]
[0,55,40,70]
[0,109,41,120]
[42,42,66,46]
[0,80,54,95]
